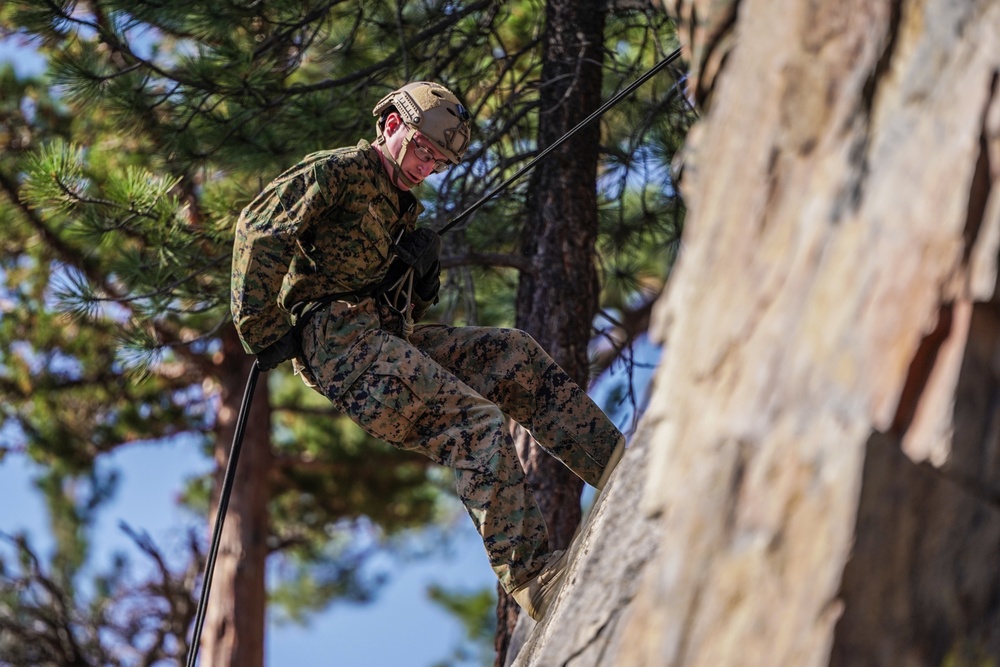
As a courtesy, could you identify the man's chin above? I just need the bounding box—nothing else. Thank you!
[398,173,422,190]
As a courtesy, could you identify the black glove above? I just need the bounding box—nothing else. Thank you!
[393,228,440,277]
[256,328,300,372]
[382,228,442,301]
[413,259,441,302]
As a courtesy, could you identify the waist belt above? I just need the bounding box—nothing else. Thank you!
[290,285,379,329]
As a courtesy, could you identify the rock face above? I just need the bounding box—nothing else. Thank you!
[513,0,1000,665]
[509,428,664,666]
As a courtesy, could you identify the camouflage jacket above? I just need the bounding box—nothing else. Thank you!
[231,140,423,353]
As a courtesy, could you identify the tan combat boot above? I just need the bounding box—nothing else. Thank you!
[511,438,626,621]
[510,550,569,621]
[595,435,626,491]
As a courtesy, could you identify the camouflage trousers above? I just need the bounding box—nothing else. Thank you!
[295,298,623,591]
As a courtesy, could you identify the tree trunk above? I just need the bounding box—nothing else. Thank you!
[200,328,271,667]
[509,0,1000,665]
[495,0,608,662]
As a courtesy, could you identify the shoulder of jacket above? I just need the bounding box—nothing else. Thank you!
[304,144,375,179]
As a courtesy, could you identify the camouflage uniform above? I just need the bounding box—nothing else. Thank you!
[231,140,623,592]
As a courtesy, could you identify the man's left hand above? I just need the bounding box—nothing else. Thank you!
[414,259,440,302]
[393,228,440,277]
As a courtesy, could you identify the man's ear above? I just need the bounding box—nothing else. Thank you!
[383,112,404,136]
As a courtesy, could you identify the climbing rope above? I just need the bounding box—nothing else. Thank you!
[185,360,260,667]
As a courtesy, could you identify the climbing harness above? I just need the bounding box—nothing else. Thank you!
[379,265,418,339]
[184,45,682,666]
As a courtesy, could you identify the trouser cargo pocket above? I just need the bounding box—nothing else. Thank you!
[338,359,444,443]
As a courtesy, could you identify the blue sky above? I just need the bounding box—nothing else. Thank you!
[0,34,44,77]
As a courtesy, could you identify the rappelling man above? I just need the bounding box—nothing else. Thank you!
[231,81,625,620]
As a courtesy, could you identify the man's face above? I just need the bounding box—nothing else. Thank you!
[381,113,451,190]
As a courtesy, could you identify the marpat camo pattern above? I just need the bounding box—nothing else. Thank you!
[232,139,623,591]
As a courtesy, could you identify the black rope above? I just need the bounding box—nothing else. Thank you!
[185,360,261,667]
[438,46,684,235]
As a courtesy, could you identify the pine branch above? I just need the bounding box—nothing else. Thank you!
[280,0,497,95]
[0,168,108,293]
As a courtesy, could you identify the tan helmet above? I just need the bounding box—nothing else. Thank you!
[373,81,471,166]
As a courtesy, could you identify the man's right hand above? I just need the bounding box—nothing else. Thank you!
[257,328,300,371]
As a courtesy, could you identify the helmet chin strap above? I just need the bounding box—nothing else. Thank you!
[377,127,419,190]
